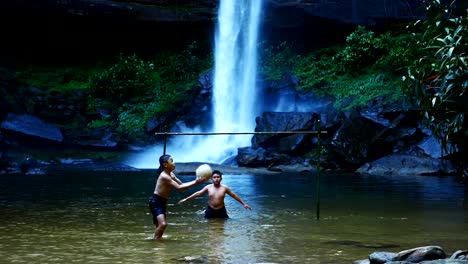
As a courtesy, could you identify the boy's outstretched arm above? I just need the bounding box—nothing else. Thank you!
[226,188,251,210]
[170,176,206,192]
[170,172,183,185]
[178,186,208,204]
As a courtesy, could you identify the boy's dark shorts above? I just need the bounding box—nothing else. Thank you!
[204,206,229,219]
[149,194,167,224]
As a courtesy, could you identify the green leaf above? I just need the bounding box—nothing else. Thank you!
[436,38,446,44]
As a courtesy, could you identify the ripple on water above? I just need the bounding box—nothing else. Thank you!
[0,171,467,263]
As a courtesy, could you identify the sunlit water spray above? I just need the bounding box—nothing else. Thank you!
[125,0,263,167]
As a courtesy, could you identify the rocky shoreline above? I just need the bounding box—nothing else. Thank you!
[354,245,468,264]
[0,156,316,176]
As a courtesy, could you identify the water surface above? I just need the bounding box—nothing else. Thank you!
[0,171,466,263]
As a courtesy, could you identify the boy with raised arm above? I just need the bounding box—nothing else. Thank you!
[149,154,206,240]
[178,170,251,219]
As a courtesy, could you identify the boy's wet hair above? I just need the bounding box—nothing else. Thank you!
[212,170,222,177]
[158,154,171,173]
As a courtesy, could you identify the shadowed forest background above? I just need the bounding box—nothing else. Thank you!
[0,0,466,176]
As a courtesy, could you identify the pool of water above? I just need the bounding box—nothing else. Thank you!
[0,170,466,263]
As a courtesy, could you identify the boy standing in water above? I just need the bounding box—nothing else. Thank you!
[178,170,251,219]
[149,154,207,240]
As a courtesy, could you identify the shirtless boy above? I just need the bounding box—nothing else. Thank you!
[178,170,251,219]
[149,154,206,240]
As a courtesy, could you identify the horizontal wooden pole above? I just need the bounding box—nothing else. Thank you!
[154,131,327,136]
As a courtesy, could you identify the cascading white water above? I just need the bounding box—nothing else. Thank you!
[210,0,263,161]
[125,0,263,167]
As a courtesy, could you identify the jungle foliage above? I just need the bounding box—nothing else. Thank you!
[259,26,408,109]
[14,42,212,138]
[403,0,467,164]
[16,65,98,92]
[88,42,212,136]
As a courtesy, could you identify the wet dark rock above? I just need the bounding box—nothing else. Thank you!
[237,147,267,167]
[58,158,94,165]
[1,113,63,143]
[253,112,318,153]
[356,154,457,176]
[417,134,452,159]
[145,111,178,135]
[175,255,209,263]
[369,252,398,264]
[77,139,119,149]
[267,163,316,173]
[450,250,468,260]
[356,246,468,264]
[394,246,446,262]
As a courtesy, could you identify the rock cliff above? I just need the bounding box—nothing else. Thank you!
[2,0,424,25]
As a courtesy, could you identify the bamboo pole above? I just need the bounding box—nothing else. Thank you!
[316,119,322,220]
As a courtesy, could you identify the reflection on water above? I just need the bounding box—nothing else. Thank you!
[0,171,466,263]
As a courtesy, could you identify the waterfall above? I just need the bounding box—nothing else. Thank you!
[211,0,263,162]
[125,0,263,167]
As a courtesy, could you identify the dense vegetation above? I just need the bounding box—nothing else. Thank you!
[15,42,212,140]
[10,0,467,168]
[259,26,408,109]
[403,0,467,168]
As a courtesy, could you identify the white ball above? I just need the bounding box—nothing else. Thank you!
[195,164,212,181]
